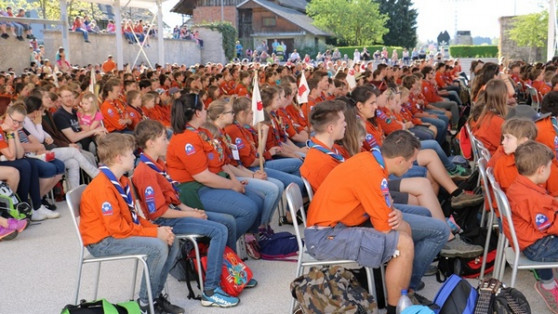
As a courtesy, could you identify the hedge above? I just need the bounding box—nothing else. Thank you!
[449,45,498,58]
[336,45,405,59]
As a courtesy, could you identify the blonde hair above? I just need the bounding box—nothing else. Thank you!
[80,92,98,115]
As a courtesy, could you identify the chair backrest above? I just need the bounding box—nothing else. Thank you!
[301,176,314,201]
[66,184,87,248]
[285,183,306,252]
[477,157,495,214]
[476,140,491,161]
[485,168,520,254]
[466,123,481,164]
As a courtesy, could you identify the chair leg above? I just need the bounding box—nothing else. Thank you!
[479,210,494,281]
[380,265,387,306]
[139,257,155,314]
[191,240,204,293]
[364,267,376,303]
[93,262,102,300]
[131,259,139,301]
[74,262,84,305]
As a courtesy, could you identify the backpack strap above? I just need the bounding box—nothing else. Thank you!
[432,274,462,309]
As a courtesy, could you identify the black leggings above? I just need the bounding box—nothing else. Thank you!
[0,159,41,210]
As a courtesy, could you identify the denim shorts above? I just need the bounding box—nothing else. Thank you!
[304,223,398,268]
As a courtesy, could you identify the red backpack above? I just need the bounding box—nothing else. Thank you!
[458,126,473,160]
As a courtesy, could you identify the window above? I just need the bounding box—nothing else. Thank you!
[262,17,276,27]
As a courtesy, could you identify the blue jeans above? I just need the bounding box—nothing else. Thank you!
[87,236,179,303]
[154,216,228,291]
[431,101,459,127]
[409,126,435,141]
[26,157,65,177]
[395,204,431,217]
[420,117,447,144]
[0,159,41,210]
[523,235,558,281]
[76,28,89,41]
[238,177,283,228]
[420,140,455,171]
[390,165,427,180]
[402,212,449,289]
[198,187,258,240]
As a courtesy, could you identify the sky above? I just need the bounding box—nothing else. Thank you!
[412,0,549,42]
[157,0,550,41]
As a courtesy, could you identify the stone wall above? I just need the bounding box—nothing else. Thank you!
[0,28,226,73]
[499,15,544,63]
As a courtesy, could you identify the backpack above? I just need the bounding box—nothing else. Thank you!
[437,249,497,283]
[433,274,478,314]
[458,127,473,161]
[0,182,32,220]
[258,231,298,261]
[474,278,531,314]
[200,246,253,297]
[290,265,377,314]
[61,299,141,314]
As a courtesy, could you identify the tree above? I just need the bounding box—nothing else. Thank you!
[307,0,389,46]
[508,11,548,62]
[1,0,103,23]
[377,0,417,48]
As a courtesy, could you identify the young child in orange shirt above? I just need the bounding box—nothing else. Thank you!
[506,141,558,313]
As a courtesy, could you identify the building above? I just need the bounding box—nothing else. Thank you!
[171,0,330,55]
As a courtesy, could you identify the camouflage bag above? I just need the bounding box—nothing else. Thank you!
[290,265,377,314]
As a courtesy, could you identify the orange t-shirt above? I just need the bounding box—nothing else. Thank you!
[285,103,308,130]
[307,151,393,232]
[300,138,343,193]
[102,60,116,73]
[532,81,551,97]
[473,113,504,156]
[421,80,443,103]
[166,127,225,183]
[362,118,383,151]
[376,107,402,135]
[223,122,270,167]
[126,105,144,130]
[79,173,157,246]
[232,83,249,97]
[536,117,557,157]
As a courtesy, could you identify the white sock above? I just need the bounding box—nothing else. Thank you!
[542,279,557,290]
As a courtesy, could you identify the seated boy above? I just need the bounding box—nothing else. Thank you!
[79,133,184,314]
[506,141,558,312]
[133,120,255,308]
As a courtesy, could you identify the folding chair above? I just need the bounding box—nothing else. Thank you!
[301,176,314,202]
[476,156,498,281]
[474,140,491,228]
[486,169,558,287]
[66,185,155,313]
[527,87,542,112]
[285,183,383,313]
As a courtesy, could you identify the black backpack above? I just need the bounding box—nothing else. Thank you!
[433,274,478,314]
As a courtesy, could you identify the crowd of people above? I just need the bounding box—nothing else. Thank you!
[2,45,558,313]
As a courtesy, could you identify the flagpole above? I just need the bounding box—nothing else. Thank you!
[258,123,264,171]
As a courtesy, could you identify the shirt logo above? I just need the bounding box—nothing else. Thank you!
[535,213,551,230]
[107,108,114,117]
[380,178,391,207]
[145,186,156,214]
[235,137,244,149]
[129,112,135,117]
[208,152,214,160]
[185,143,195,155]
[101,201,113,216]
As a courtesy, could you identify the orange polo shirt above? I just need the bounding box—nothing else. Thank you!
[300,138,343,193]
[101,99,128,132]
[473,113,504,156]
[362,119,383,151]
[79,173,157,246]
[307,151,393,232]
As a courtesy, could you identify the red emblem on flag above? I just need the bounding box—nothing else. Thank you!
[298,84,307,97]
[257,100,263,110]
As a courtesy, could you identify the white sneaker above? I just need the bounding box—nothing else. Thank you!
[31,209,47,221]
[37,205,60,219]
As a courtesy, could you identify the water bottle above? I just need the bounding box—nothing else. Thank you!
[396,289,413,314]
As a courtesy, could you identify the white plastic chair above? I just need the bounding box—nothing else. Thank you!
[301,176,314,202]
[486,169,558,287]
[66,185,155,313]
[285,183,382,313]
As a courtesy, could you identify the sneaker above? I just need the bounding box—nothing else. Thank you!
[16,36,24,41]
[37,205,60,219]
[42,197,57,210]
[441,234,484,258]
[0,226,17,241]
[245,234,260,259]
[31,209,47,221]
[535,281,558,314]
[137,299,160,314]
[451,191,484,209]
[85,40,91,43]
[245,278,258,288]
[1,33,8,39]
[157,294,184,314]
[7,218,27,232]
[448,165,471,181]
[415,280,425,291]
[201,287,240,308]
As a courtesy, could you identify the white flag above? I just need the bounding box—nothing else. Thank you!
[53,65,59,87]
[251,74,265,125]
[89,68,96,93]
[346,68,357,90]
[296,72,309,104]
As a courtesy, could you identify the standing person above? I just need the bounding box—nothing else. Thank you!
[102,55,116,74]
[353,49,361,63]
[235,41,243,59]
[133,120,251,308]
[80,133,184,313]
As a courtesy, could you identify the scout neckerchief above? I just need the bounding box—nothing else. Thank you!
[99,165,139,224]
[236,122,259,158]
[270,110,288,142]
[307,139,345,163]
[196,127,225,162]
[370,147,391,208]
[217,128,234,162]
[108,99,126,118]
[139,153,179,193]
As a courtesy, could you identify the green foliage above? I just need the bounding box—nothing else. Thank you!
[307,0,389,46]
[508,11,548,62]
[449,45,498,58]
[199,22,237,61]
[336,45,404,58]
[377,0,418,48]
